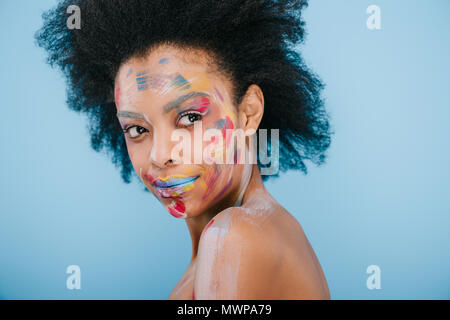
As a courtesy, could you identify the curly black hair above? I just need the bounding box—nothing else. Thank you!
[35,0,331,183]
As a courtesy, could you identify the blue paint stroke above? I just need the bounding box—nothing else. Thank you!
[171,74,190,90]
[136,71,149,91]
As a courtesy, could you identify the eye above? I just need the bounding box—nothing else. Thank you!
[123,125,149,139]
[177,111,203,127]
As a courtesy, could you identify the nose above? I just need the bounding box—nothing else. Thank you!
[149,127,177,168]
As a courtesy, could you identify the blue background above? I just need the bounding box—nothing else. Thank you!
[1,0,449,299]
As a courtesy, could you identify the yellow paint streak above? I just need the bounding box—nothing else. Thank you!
[157,174,189,181]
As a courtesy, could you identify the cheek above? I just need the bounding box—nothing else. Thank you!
[124,140,150,174]
[208,100,238,149]
[211,168,234,202]
[197,165,221,200]
[196,163,235,202]
[206,116,235,151]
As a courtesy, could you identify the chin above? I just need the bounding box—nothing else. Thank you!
[167,199,188,218]
[164,196,202,219]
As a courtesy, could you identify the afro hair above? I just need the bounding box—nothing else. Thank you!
[35,0,331,183]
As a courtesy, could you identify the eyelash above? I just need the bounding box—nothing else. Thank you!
[176,111,203,127]
[122,110,204,139]
[122,125,149,139]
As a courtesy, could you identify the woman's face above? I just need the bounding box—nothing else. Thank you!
[114,45,252,219]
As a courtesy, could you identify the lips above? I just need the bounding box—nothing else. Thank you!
[153,175,199,188]
[145,174,199,198]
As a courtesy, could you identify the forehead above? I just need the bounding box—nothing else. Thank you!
[114,45,232,109]
[116,45,224,87]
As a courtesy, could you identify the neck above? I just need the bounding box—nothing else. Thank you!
[185,164,265,261]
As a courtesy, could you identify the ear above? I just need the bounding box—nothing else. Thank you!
[237,84,264,132]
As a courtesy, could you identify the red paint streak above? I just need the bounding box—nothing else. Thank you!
[214,87,224,102]
[204,218,215,232]
[168,200,186,218]
[194,105,208,114]
[223,116,234,146]
[200,97,210,106]
[190,97,210,114]
[225,116,234,128]
[143,174,155,184]
[174,200,186,213]
[168,206,184,218]
[115,86,120,109]
[200,218,215,241]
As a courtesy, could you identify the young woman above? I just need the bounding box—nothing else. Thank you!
[36,0,331,299]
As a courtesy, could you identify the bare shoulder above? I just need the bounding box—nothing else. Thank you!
[195,194,330,299]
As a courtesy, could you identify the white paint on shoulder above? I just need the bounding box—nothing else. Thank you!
[195,208,243,299]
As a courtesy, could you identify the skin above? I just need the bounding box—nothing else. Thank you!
[114,44,330,299]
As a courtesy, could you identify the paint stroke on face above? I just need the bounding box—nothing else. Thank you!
[172,74,190,90]
[115,85,120,109]
[176,96,211,116]
[136,71,191,93]
[201,165,222,200]
[156,180,196,198]
[126,68,134,77]
[212,178,233,203]
[141,172,194,218]
[222,102,238,129]
[145,174,198,198]
[168,200,186,218]
[159,58,169,64]
[214,87,224,102]
[170,71,213,95]
[213,116,234,147]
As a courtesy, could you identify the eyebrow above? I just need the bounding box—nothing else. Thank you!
[116,91,211,119]
[163,91,210,113]
[116,111,144,119]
